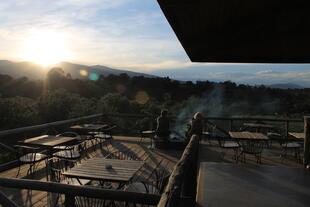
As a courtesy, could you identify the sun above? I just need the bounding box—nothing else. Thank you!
[20,30,72,66]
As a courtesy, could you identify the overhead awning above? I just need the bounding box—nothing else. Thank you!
[157,0,310,63]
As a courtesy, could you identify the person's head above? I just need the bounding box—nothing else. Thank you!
[193,112,203,120]
[161,110,168,117]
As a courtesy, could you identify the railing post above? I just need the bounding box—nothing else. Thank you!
[64,194,75,207]
[304,116,310,168]
[285,120,289,138]
[149,116,154,130]
[229,119,233,131]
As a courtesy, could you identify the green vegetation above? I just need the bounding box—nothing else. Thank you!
[0,67,310,130]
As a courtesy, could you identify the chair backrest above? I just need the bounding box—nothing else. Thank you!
[155,167,171,194]
[56,131,80,137]
[239,140,264,154]
[105,149,140,160]
[217,138,224,147]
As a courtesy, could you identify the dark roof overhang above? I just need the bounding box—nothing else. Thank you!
[157,0,310,63]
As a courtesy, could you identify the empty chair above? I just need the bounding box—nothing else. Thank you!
[105,149,140,161]
[281,141,302,163]
[94,125,117,151]
[13,145,48,177]
[218,138,239,162]
[238,140,264,164]
[53,132,85,167]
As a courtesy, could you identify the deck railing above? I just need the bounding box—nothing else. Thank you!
[0,113,308,206]
[0,178,160,207]
[203,116,304,138]
[157,135,200,207]
[0,113,306,167]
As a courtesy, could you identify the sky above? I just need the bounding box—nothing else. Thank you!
[0,0,309,87]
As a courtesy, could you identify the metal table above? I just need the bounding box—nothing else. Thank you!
[289,132,305,140]
[70,124,108,134]
[21,135,77,148]
[229,131,268,140]
[20,135,77,180]
[196,162,310,207]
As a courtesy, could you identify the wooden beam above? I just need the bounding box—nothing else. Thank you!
[0,190,20,207]
[0,178,160,205]
[157,135,199,207]
[0,114,103,138]
[304,116,310,168]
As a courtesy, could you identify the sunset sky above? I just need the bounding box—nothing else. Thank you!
[0,0,309,86]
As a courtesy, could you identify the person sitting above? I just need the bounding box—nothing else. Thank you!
[186,112,204,140]
[155,110,170,140]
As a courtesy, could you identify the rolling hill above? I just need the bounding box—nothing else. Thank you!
[0,60,155,80]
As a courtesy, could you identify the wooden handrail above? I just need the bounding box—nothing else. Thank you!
[0,190,20,207]
[104,112,154,118]
[0,178,160,206]
[0,114,103,138]
[157,135,199,207]
[204,116,303,122]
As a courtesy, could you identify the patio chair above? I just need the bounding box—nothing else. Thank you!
[53,132,85,166]
[238,140,264,164]
[123,161,170,207]
[217,138,239,162]
[105,149,140,161]
[75,197,112,207]
[14,145,48,177]
[281,141,302,163]
[94,125,117,151]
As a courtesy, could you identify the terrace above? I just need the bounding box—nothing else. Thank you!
[0,113,309,207]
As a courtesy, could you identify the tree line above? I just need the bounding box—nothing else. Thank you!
[0,67,309,130]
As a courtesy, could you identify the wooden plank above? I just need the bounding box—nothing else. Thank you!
[0,178,161,205]
[157,135,199,207]
[63,158,144,182]
[229,131,268,140]
[21,136,76,148]
[0,114,102,138]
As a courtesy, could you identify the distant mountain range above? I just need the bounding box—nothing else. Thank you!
[0,60,155,80]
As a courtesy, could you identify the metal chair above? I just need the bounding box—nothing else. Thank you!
[281,142,302,163]
[123,161,170,207]
[217,138,239,162]
[238,140,264,164]
[52,132,86,179]
[14,145,48,177]
[105,149,140,161]
[94,125,117,152]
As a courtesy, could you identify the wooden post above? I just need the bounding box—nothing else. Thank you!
[64,194,75,207]
[229,119,233,131]
[285,120,289,138]
[149,116,154,130]
[304,116,310,168]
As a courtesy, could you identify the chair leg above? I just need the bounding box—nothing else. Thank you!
[234,149,239,163]
[16,164,21,178]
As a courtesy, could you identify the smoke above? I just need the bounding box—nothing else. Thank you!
[171,85,280,136]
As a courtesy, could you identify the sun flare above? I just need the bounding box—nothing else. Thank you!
[20,30,72,66]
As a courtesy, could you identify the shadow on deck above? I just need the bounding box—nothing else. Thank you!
[0,136,182,207]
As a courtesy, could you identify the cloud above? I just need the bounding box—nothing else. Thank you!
[0,0,189,68]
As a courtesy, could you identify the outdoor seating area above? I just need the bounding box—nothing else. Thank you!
[202,118,306,165]
[0,114,309,207]
[0,123,181,207]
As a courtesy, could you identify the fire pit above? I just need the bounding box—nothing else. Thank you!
[153,133,186,150]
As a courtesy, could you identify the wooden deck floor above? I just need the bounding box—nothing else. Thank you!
[0,136,305,207]
[199,139,303,167]
[0,136,182,207]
